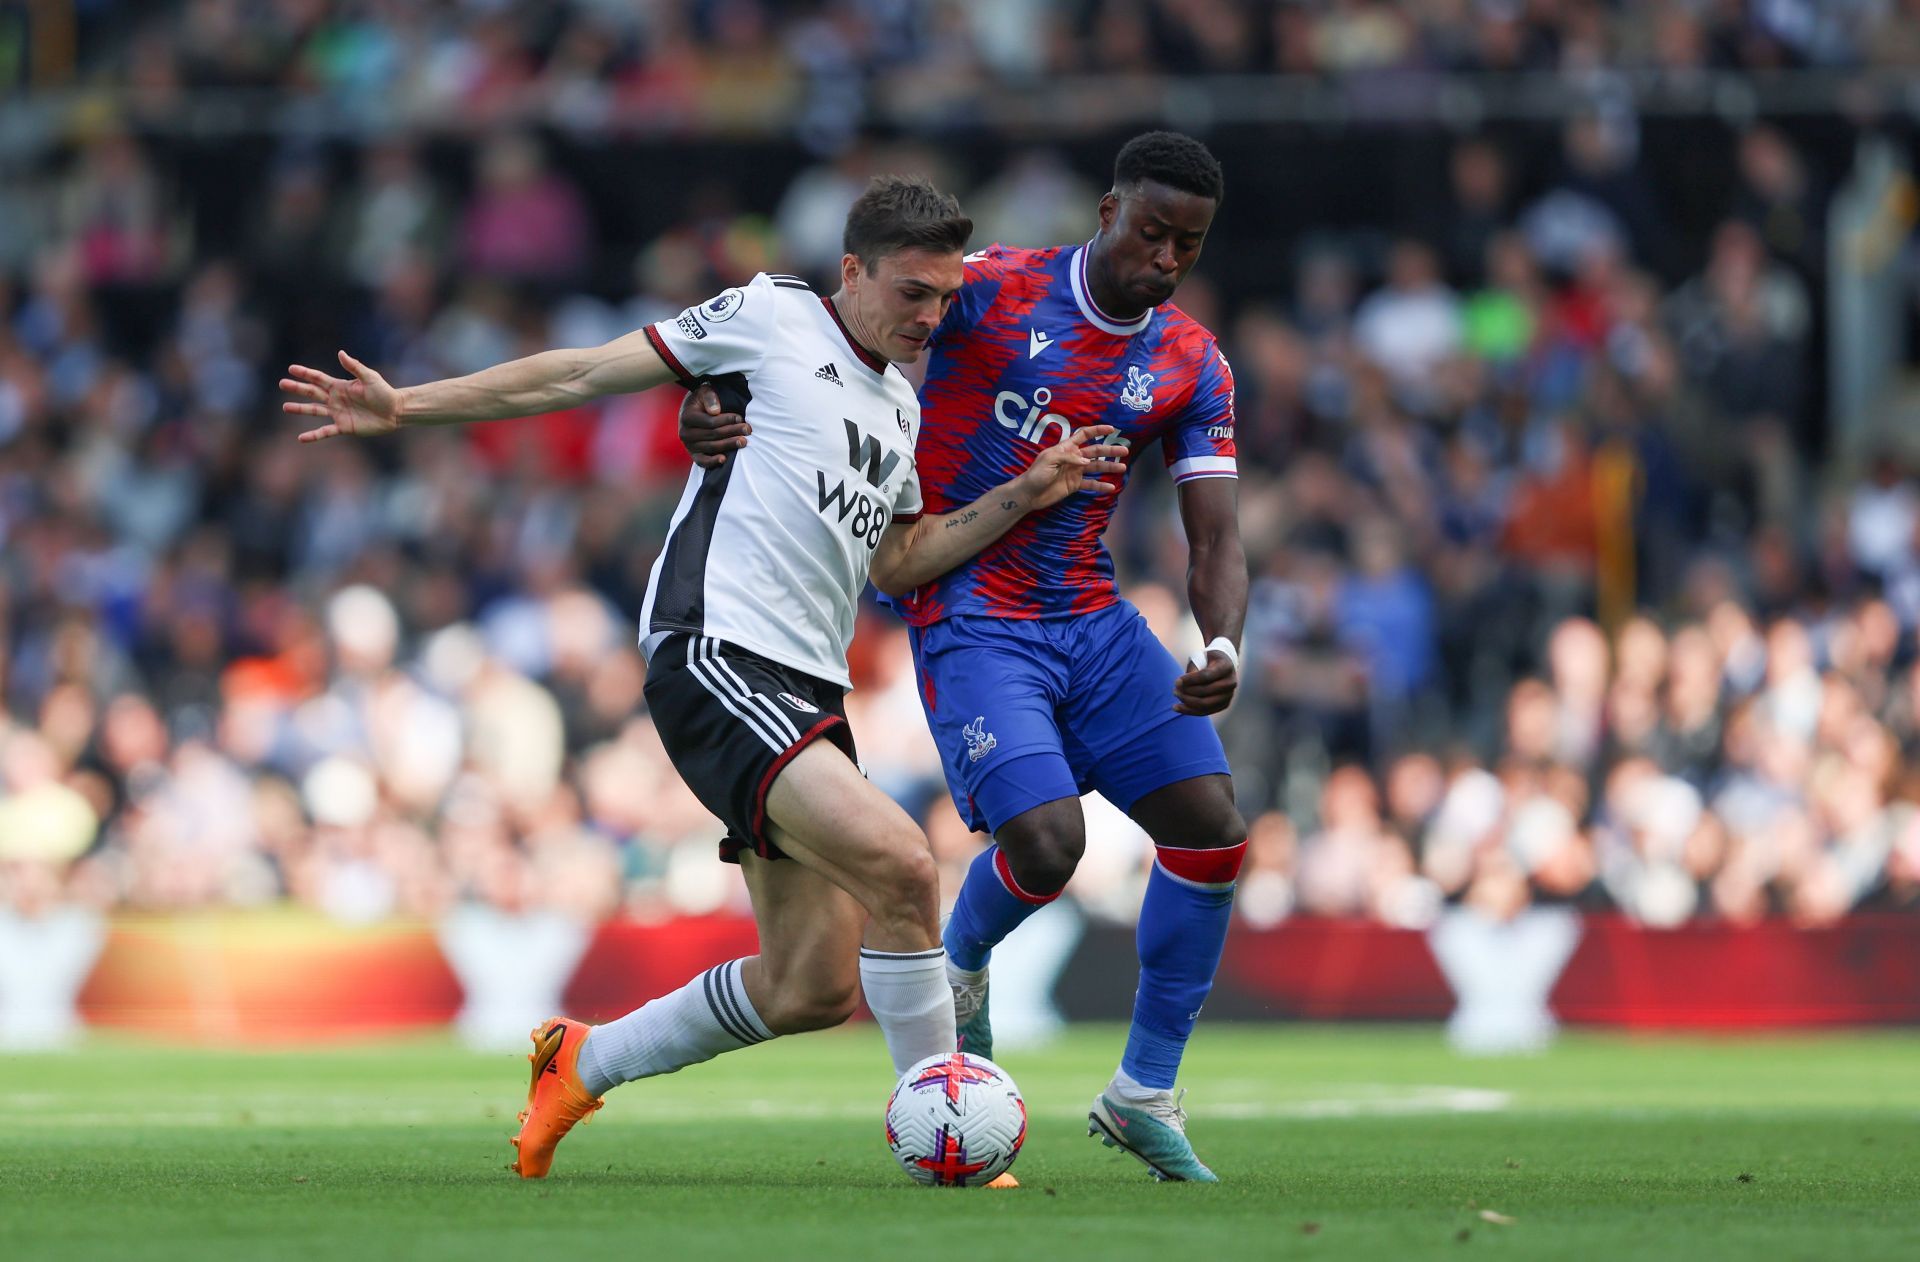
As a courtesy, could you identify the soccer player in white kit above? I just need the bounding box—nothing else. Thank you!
[280,176,1126,1178]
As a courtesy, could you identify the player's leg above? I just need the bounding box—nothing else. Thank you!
[1088,773,1244,1183]
[947,791,1085,970]
[1065,604,1246,1181]
[1112,772,1246,1099]
[574,850,865,1099]
[644,632,953,1072]
[910,617,1085,1056]
[517,842,867,1178]
[944,790,1082,1057]
[755,740,957,1075]
[911,615,1085,964]
[515,633,938,1177]
[517,750,947,1177]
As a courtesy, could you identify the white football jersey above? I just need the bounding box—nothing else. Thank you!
[639,272,924,688]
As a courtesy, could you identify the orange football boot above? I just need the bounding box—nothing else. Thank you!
[509,1017,604,1178]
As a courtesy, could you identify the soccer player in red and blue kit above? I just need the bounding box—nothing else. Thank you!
[683,133,1247,1183]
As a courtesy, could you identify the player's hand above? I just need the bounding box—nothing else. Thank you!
[1173,649,1238,716]
[679,382,751,468]
[1013,425,1128,512]
[280,351,401,442]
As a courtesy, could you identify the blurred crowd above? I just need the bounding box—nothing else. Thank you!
[4,6,1920,935]
[1233,603,1920,931]
[63,0,1920,142]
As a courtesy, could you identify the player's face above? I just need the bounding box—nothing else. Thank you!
[846,247,965,363]
[1095,181,1216,312]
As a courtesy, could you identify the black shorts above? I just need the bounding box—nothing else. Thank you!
[644,633,855,863]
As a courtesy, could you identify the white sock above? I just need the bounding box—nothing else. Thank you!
[1107,1065,1170,1104]
[575,958,774,1096]
[859,946,958,1075]
[946,956,986,986]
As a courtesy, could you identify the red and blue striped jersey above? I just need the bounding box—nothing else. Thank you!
[894,243,1237,626]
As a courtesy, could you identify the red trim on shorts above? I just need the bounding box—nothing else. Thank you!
[993,846,1061,906]
[1154,841,1247,887]
[748,714,847,853]
[644,323,695,385]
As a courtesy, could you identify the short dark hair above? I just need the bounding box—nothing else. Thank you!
[842,175,972,270]
[1114,131,1224,203]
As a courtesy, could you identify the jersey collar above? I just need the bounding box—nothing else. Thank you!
[1069,243,1153,337]
[821,296,891,376]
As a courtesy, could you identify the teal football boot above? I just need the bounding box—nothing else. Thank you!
[952,970,991,1059]
[1088,1089,1219,1183]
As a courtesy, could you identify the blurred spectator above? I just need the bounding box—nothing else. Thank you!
[459,134,592,282]
[967,150,1104,254]
[1734,124,1824,279]
[1665,219,1809,524]
[337,140,452,288]
[1352,240,1462,413]
[1435,139,1512,287]
[774,140,878,279]
[57,130,186,286]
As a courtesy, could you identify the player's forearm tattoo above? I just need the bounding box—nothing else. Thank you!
[946,509,981,529]
[1001,500,1018,511]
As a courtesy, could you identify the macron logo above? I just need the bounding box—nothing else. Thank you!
[815,362,843,386]
[1028,329,1053,359]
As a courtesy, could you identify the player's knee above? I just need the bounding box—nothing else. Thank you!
[1002,826,1085,896]
[863,832,939,924]
[1146,783,1247,853]
[892,843,941,915]
[1193,804,1248,852]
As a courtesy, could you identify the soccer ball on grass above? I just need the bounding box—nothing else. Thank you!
[884,1052,1026,1187]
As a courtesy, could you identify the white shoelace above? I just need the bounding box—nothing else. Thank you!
[1138,1088,1190,1134]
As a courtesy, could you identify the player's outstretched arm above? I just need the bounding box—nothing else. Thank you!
[1171,476,1247,716]
[867,425,1128,598]
[281,329,679,442]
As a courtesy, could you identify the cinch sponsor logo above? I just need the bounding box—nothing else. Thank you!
[993,386,1073,447]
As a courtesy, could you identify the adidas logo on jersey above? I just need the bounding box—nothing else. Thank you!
[815,362,843,386]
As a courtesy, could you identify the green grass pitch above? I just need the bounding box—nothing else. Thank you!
[4,1025,1917,1261]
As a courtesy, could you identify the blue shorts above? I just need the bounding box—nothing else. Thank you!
[908,602,1231,835]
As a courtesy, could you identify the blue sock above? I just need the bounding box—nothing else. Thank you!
[1121,842,1247,1091]
[944,845,1058,972]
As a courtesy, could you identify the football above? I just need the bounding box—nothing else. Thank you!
[884,1052,1028,1187]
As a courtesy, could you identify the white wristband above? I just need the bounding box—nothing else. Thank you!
[1188,636,1240,672]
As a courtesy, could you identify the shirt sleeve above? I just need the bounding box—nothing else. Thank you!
[643,272,779,384]
[1164,341,1238,484]
[892,403,923,522]
[892,462,924,523]
[929,244,1018,346]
